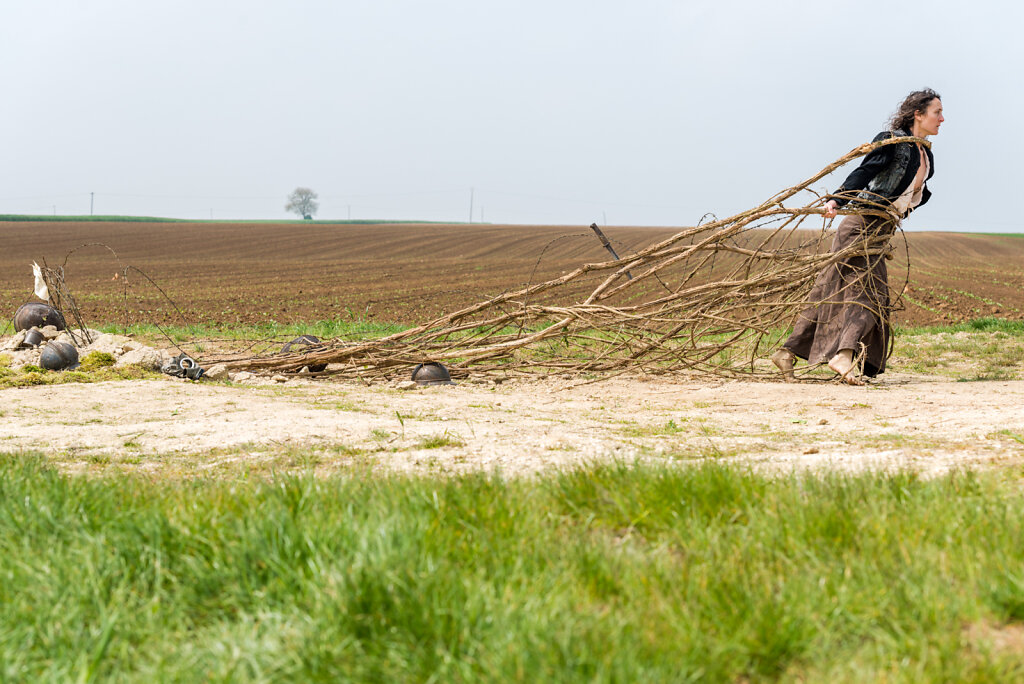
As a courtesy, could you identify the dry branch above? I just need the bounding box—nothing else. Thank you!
[214,137,921,381]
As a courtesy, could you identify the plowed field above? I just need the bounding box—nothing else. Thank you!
[1,221,1022,327]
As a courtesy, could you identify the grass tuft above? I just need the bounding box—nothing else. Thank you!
[78,351,116,371]
[417,431,466,449]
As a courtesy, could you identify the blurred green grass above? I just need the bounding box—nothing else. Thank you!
[2,455,1024,681]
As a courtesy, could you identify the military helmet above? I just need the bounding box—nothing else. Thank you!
[18,328,45,349]
[411,362,454,385]
[281,335,326,372]
[39,341,79,371]
[14,303,66,332]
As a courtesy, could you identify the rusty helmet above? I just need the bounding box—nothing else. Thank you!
[14,303,66,332]
[39,341,79,371]
[411,362,453,385]
[281,335,326,372]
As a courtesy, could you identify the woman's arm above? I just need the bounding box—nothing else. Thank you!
[828,131,896,208]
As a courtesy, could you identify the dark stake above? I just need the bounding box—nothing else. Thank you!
[589,223,633,280]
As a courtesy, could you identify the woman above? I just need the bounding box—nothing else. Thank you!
[772,89,944,385]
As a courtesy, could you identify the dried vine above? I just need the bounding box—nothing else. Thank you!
[211,136,924,381]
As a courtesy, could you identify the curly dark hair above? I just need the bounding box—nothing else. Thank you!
[889,88,941,133]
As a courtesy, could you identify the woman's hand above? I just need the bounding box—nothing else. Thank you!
[823,200,838,219]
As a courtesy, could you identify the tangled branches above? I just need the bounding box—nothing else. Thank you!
[217,137,925,381]
[35,259,94,346]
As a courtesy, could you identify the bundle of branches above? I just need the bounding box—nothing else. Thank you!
[216,137,923,381]
[35,259,94,346]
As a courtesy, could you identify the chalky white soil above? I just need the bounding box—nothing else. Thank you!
[2,371,1022,477]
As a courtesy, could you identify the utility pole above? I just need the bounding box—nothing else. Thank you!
[469,187,474,223]
[90,192,94,216]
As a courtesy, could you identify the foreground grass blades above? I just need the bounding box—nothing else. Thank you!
[1,456,1023,681]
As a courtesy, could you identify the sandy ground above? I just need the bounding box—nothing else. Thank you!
[2,371,1023,477]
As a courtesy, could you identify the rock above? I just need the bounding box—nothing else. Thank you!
[230,371,256,383]
[7,348,41,369]
[114,347,163,371]
[83,333,133,357]
[272,374,288,383]
[204,363,229,380]
[78,328,107,341]
[397,380,419,390]
[39,325,60,340]
[2,330,27,351]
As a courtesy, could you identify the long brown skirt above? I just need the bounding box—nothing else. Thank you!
[783,214,894,377]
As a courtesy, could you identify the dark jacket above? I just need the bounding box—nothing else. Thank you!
[830,129,935,214]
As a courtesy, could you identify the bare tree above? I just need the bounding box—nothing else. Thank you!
[285,187,319,219]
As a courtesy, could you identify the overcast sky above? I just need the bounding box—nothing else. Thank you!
[2,1,1018,231]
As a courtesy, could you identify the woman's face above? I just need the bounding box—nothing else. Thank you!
[915,98,944,136]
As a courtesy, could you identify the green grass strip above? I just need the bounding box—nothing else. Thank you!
[895,316,1024,336]
[2,456,1024,681]
[96,319,410,343]
[94,316,1024,343]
